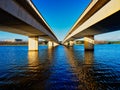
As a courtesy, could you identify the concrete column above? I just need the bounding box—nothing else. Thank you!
[69,41,74,47]
[84,35,94,51]
[53,42,59,47]
[28,36,39,51]
[48,41,59,47]
[64,42,68,46]
[48,41,53,47]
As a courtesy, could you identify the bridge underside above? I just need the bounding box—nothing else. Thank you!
[0,0,59,51]
[0,9,54,41]
[66,11,120,41]
[63,10,120,50]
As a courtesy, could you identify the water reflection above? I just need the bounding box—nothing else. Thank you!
[26,49,53,89]
[84,50,94,65]
[0,46,54,89]
[0,45,120,89]
[28,51,40,71]
[47,46,55,62]
[65,47,101,90]
[45,46,79,90]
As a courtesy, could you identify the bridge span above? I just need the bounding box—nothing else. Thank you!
[0,0,59,51]
[63,0,120,50]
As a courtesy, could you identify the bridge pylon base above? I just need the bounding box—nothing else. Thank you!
[48,41,59,47]
[84,35,94,51]
[69,41,74,47]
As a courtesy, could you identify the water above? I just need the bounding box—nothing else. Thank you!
[0,45,120,90]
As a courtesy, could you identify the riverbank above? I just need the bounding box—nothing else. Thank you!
[0,41,48,46]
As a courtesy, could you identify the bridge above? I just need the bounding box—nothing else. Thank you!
[0,0,59,51]
[62,0,120,50]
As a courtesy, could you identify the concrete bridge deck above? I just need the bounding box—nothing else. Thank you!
[63,0,120,50]
[0,0,59,50]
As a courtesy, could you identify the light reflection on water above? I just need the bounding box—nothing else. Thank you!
[0,45,120,89]
[65,47,97,90]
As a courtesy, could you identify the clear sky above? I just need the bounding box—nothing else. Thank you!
[32,0,91,41]
[0,0,120,41]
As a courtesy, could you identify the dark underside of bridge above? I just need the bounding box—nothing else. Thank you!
[0,9,49,37]
[73,10,120,39]
[92,10,120,32]
[0,9,24,25]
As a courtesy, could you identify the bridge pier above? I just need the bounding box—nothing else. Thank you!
[63,41,74,46]
[48,41,53,47]
[84,35,94,51]
[48,41,58,47]
[28,36,39,51]
[69,41,74,47]
[64,42,68,46]
[53,42,59,47]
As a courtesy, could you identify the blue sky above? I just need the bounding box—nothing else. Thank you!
[0,0,120,41]
[32,0,91,40]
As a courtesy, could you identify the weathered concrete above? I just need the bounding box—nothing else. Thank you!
[84,35,94,51]
[28,36,38,51]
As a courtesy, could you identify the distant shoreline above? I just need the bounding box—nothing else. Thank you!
[75,40,120,44]
[0,41,120,46]
[0,41,48,46]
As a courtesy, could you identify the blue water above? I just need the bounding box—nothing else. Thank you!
[0,45,120,89]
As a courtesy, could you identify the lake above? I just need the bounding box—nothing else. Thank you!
[0,44,120,90]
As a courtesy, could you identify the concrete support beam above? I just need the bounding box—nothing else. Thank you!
[28,36,39,51]
[84,35,94,51]
[69,41,74,47]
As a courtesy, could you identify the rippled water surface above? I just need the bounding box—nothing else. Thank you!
[0,45,120,90]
